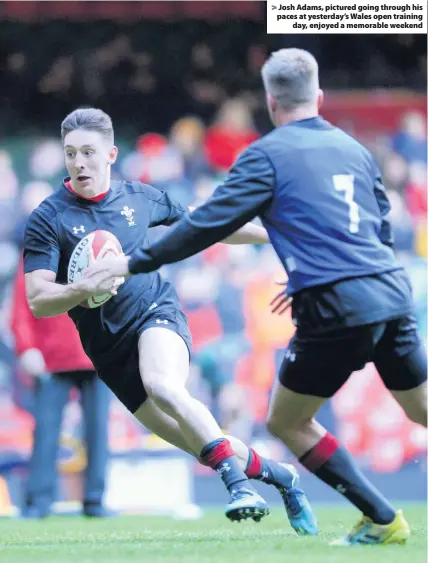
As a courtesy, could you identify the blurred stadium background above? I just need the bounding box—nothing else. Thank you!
[0,2,426,516]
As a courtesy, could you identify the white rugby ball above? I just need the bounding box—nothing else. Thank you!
[68,230,123,309]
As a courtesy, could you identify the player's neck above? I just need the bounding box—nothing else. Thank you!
[70,178,111,200]
[68,178,111,201]
[275,107,319,127]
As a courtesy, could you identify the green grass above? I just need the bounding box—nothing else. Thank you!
[0,505,426,563]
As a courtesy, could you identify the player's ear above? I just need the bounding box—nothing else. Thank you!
[267,93,277,113]
[317,89,324,110]
[109,146,118,165]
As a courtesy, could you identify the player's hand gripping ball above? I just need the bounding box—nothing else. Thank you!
[68,230,124,308]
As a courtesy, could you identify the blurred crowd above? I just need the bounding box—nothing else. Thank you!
[0,20,426,475]
[0,96,426,431]
[0,21,426,135]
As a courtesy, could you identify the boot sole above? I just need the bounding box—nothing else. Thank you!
[226,505,270,523]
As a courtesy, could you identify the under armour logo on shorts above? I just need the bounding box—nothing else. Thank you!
[285,350,296,362]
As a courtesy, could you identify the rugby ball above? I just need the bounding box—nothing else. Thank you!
[68,230,123,309]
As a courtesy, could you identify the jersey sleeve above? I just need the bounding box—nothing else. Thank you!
[187,145,274,231]
[373,166,394,248]
[128,146,274,273]
[23,206,61,274]
[143,184,187,227]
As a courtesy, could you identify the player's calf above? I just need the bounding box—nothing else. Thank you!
[144,378,222,450]
[140,329,269,522]
[144,383,269,521]
[266,384,398,527]
[297,429,397,526]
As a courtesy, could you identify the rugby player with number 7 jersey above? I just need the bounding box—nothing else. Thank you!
[88,48,427,546]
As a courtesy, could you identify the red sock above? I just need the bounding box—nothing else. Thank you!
[200,438,249,492]
[245,448,263,478]
[200,439,235,469]
[299,433,339,471]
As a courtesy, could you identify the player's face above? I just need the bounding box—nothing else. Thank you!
[64,129,118,196]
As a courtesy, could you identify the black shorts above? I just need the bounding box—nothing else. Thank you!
[279,315,427,398]
[97,308,192,413]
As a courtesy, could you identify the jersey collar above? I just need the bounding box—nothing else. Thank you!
[63,178,110,202]
[286,116,333,130]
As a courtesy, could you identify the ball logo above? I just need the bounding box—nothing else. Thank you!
[68,230,123,309]
[68,236,91,285]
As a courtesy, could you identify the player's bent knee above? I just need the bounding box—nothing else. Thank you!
[266,411,316,444]
[144,376,187,413]
[266,415,282,438]
[266,412,295,439]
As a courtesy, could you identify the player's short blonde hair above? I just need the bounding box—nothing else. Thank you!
[61,108,114,144]
[261,48,319,110]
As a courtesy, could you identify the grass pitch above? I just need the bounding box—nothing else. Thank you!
[0,505,425,563]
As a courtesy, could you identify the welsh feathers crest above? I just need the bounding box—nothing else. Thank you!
[121,206,136,226]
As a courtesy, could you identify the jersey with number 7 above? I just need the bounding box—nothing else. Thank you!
[235,116,398,296]
[129,115,412,331]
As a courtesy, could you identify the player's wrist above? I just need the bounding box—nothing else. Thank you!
[128,250,157,274]
[71,280,93,300]
[119,255,131,277]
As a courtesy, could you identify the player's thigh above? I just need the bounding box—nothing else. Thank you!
[276,325,384,402]
[391,382,427,426]
[137,326,191,393]
[267,377,327,433]
[373,315,427,391]
[98,346,148,415]
[373,316,427,425]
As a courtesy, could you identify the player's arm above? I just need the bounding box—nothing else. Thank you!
[24,207,117,318]
[187,206,269,245]
[25,269,93,318]
[129,147,274,274]
[145,180,269,246]
[221,224,269,244]
[26,269,123,318]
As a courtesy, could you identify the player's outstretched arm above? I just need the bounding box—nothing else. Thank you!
[221,222,269,245]
[130,147,274,273]
[25,269,118,318]
[82,147,275,280]
[188,207,269,245]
